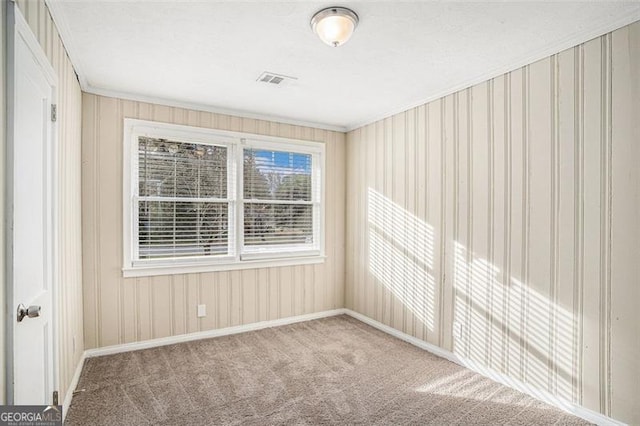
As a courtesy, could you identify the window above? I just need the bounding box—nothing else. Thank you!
[137,136,232,260]
[242,148,318,258]
[123,119,324,277]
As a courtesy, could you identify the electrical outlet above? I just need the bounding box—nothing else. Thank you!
[197,304,206,318]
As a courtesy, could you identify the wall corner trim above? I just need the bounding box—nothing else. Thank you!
[342,309,626,426]
[62,351,86,422]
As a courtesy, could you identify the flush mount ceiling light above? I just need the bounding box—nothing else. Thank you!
[311,7,359,47]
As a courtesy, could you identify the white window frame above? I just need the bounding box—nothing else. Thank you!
[239,138,323,261]
[123,119,325,277]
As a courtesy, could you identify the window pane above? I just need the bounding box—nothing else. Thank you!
[139,137,227,198]
[243,148,312,201]
[138,200,228,259]
[244,203,313,246]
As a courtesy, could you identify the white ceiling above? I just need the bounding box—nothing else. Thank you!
[47,1,640,131]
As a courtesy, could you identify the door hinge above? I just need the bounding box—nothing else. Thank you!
[51,104,57,122]
[52,390,59,406]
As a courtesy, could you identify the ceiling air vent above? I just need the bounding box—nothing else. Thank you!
[256,71,297,86]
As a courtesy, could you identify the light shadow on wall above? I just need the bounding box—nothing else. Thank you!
[452,241,576,399]
[367,188,436,331]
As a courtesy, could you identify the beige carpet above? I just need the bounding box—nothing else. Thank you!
[66,315,588,425]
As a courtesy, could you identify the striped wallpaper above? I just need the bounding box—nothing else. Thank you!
[13,0,85,407]
[346,22,639,424]
[6,2,638,424]
[81,93,346,350]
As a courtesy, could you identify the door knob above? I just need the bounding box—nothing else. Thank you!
[17,304,41,322]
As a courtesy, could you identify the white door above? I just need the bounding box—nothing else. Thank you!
[8,5,58,405]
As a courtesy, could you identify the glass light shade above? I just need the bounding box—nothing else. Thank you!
[311,7,359,47]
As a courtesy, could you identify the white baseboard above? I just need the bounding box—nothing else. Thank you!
[62,351,86,421]
[66,307,622,426]
[84,309,347,358]
[64,309,345,419]
[343,309,625,426]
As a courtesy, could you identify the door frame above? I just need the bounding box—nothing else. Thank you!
[5,1,59,404]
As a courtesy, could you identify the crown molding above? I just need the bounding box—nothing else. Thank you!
[45,0,640,133]
[82,85,348,132]
[44,0,347,133]
[45,0,90,90]
[344,12,640,132]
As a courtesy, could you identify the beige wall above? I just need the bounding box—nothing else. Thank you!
[7,2,635,422]
[14,0,84,407]
[346,22,640,424]
[81,93,346,349]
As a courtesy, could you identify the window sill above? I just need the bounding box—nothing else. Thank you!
[122,255,327,278]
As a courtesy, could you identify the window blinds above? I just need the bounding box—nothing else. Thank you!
[137,137,229,259]
[243,148,316,249]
